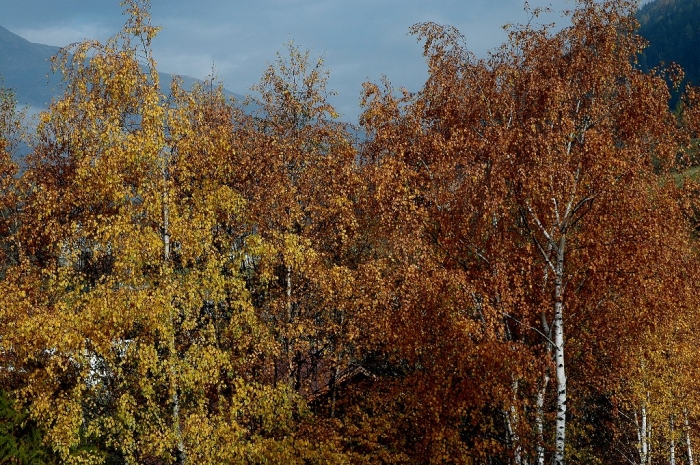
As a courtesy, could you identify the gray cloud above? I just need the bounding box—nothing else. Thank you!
[15,24,113,46]
[2,0,617,121]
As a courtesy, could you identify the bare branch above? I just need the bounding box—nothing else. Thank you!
[502,311,557,347]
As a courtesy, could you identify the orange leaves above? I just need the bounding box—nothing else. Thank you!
[353,1,700,462]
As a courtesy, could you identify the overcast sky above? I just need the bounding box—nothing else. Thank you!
[1,0,647,121]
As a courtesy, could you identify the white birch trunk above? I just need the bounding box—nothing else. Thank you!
[647,418,652,465]
[686,408,694,465]
[526,197,572,465]
[553,236,567,465]
[537,271,552,465]
[671,414,676,465]
[285,263,296,388]
[505,381,524,465]
[536,320,551,465]
[505,408,523,465]
[636,405,649,465]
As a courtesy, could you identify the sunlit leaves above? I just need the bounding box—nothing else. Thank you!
[357,0,700,462]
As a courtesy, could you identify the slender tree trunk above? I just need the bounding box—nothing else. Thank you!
[635,410,642,465]
[648,418,652,465]
[163,156,185,464]
[506,379,524,465]
[671,414,676,465]
[686,408,694,465]
[293,350,302,391]
[511,407,524,465]
[163,194,170,264]
[636,405,649,465]
[537,306,552,465]
[525,200,569,465]
[330,364,339,419]
[285,263,296,387]
[553,236,567,465]
[329,310,345,420]
[536,372,550,465]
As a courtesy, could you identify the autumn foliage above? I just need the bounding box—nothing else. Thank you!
[1,0,700,463]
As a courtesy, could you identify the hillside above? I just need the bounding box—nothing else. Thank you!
[0,25,62,108]
[637,0,700,87]
[0,25,245,109]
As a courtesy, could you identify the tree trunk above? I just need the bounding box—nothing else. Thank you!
[536,372,549,465]
[330,364,339,419]
[553,236,567,465]
[537,306,552,465]
[636,405,649,465]
[671,414,676,465]
[163,155,185,464]
[686,408,694,465]
[286,263,296,388]
[506,380,524,465]
[648,418,652,465]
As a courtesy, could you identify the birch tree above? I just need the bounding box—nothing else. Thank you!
[358,0,700,462]
[2,0,700,462]
[0,87,22,272]
[230,43,361,403]
[0,2,347,463]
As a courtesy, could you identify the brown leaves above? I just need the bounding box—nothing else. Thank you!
[354,0,700,462]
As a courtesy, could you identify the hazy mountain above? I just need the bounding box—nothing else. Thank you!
[637,0,700,87]
[0,25,247,109]
[0,25,62,108]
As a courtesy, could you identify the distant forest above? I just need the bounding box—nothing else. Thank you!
[637,0,700,89]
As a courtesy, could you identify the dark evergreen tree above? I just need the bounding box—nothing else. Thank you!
[0,390,58,464]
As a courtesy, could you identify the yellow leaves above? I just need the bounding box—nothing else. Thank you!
[281,232,315,269]
[29,389,103,464]
[180,344,228,388]
[181,411,245,464]
[1,2,363,463]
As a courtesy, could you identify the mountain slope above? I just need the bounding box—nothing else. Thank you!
[637,0,700,86]
[0,25,246,108]
[0,25,62,107]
